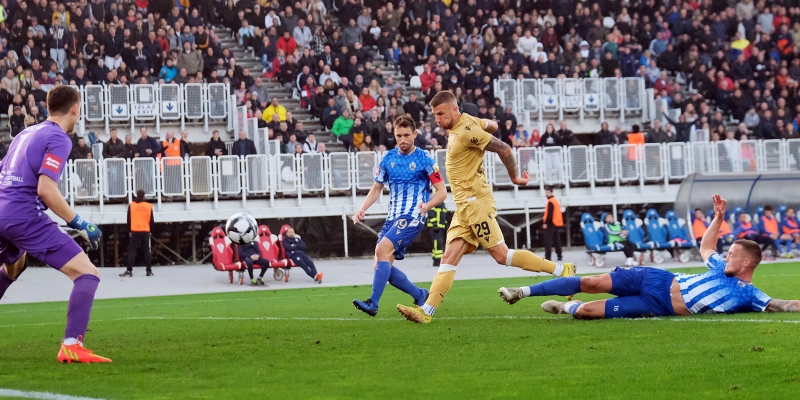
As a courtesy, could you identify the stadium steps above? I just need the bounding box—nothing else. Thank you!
[216,26,428,153]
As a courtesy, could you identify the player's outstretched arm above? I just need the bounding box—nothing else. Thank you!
[700,194,726,262]
[484,136,529,186]
[352,182,384,224]
[39,175,102,250]
[765,299,800,312]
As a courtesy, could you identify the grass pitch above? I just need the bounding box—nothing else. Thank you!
[2,263,800,399]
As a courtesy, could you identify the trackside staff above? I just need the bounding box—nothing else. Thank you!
[120,190,154,277]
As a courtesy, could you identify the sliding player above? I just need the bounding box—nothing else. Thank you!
[352,115,447,316]
[397,91,576,324]
[500,194,800,318]
[0,85,110,362]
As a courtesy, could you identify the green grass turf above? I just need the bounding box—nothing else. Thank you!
[2,263,800,399]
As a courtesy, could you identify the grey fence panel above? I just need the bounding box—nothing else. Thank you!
[356,152,379,190]
[302,153,325,191]
[189,156,213,196]
[103,158,127,198]
[246,154,270,194]
[207,83,228,119]
[666,142,689,179]
[568,145,590,183]
[73,159,98,199]
[217,155,241,195]
[329,152,351,190]
[160,157,185,196]
[542,147,565,185]
[643,143,663,181]
[159,84,182,120]
[517,147,541,187]
[131,84,157,120]
[132,157,156,196]
[593,145,616,182]
[184,83,205,119]
[618,144,640,182]
[275,154,298,193]
[108,85,130,120]
[84,85,105,121]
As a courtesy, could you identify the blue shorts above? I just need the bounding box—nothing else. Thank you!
[376,216,425,260]
[605,267,676,318]
[0,215,83,270]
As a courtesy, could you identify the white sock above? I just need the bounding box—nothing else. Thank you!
[62,337,79,345]
[520,286,531,297]
[552,264,564,276]
[421,304,436,316]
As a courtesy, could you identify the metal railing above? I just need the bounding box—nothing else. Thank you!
[73,82,229,133]
[500,77,649,129]
[55,140,800,208]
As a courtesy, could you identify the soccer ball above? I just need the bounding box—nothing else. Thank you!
[225,213,258,245]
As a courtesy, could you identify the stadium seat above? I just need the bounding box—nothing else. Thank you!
[257,225,296,282]
[664,210,697,262]
[644,209,676,249]
[414,65,424,76]
[730,206,746,226]
[776,205,788,222]
[580,212,624,267]
[622,209,662,264]
[209,227,245,285]
[409,76,422,89]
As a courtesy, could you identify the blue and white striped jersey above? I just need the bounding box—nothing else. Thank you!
[674,254,772,314]
[374,147,437,222]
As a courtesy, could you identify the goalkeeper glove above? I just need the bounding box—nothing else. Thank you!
[68,214,102,251]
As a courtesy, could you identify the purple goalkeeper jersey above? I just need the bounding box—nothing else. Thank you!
[0,121,72,217]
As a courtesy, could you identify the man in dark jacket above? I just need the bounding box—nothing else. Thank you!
[232,130,257,157]
[280,225,322,283]
[237,239,271,285]
[402,93,428,124]
[102,129,125,158]
[205,130,228,157]
[136,127,162,159]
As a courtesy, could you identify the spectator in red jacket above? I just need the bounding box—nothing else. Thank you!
[277,31,297,57]
[420,63,436,93]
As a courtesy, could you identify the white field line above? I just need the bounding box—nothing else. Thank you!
[3,315,800,329]
[0,388,104,400]
[0,283,506,315]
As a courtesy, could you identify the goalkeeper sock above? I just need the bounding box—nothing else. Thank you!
[528,277,582,297]
[506,250,556,274]
[64,274,99,342]
[425,264,457,312]
[368,261,391,306]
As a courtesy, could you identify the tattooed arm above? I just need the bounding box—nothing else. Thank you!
[765,299,800,313]
[484,136,529,185]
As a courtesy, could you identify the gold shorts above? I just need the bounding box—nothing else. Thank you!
[446,195,504,251]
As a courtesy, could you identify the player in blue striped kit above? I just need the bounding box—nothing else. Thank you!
[352,115,447,316]
[498,194,800,317]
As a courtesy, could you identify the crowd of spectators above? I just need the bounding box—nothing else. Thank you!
[3,0,800,157]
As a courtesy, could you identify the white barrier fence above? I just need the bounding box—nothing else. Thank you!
[55,140,800,206]
[495,77,649,130]
[74,83,229,133]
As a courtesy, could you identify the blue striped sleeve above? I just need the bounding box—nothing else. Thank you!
[375,154,389,184]
[751,288,772,312]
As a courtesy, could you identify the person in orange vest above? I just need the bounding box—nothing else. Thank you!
[160,131,188,195]
[542,187,564,261]
[759,205,792,257]
[780,208,800,257]
[733,213,773,254]
[692,209,733,253]
[120,190,154,277]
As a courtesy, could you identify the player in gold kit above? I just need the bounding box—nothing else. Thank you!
[397,91,576,323]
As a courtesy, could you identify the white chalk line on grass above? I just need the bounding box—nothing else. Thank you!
[4,315,800,329]
[0,282,507,315]
[0,388,104,400]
